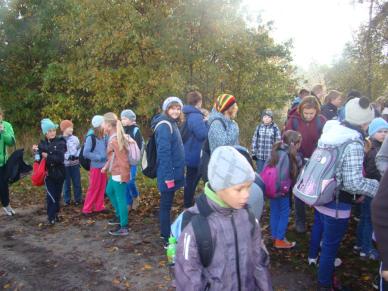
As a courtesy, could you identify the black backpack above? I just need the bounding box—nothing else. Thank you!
[199,118,227,182]
[5,148,32,184]
[180,194,256,268]
[142,120,172,178]
[179,113,191,144]
[79,134,96,171]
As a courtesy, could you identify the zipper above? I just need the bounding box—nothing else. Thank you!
[231,213,242,291]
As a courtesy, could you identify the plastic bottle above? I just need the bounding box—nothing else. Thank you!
[166,236,177,265]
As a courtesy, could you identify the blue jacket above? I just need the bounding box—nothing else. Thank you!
[182,105,209,167]
[152,114,185,192]
[83,129,108,169]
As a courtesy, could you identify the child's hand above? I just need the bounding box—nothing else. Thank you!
[382,270,388,282]
[165,180,175,189]
[101,167,106,174]
[41,152,48,159]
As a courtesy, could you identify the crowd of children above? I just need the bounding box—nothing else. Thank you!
[2,86,388,291]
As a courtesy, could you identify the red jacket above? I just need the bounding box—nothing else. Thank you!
[285,112,326,158]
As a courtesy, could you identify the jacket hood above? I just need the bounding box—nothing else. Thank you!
[183,105,202,115]
[208,110,229,124]
[319,120,362,146]
[151,113,175,129]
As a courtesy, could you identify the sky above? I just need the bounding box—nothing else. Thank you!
[242,0,371,69]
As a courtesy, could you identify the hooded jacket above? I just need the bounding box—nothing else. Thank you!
[314,120,379,218]
[83,129,108,169]
[38,136,67,181]
[175,185,272,291]
[152,113,185,192]
[0,121,15,167]
[208,110,239,153]
[285,111,326,158]
[182,105,209,168]
[104,135,130,183]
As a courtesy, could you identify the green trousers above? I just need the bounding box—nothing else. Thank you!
[106,177,128,227]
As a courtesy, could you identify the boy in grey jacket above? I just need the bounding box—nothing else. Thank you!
[175,146,272,291]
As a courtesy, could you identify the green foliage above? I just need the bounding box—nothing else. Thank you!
[0,0,295,143]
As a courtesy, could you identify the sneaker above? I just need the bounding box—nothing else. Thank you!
[334,257,342,267]
[3,205,15,216]
[48,219,56,226]
[274,239,296,249]
[109,227,129,236]
[308,257,318,266]
[360,249,380,260]
[55,215,62,223]
[372,274,380,290]
[74,201,82,206]
[108,217,120,226]
[64,201,71,207]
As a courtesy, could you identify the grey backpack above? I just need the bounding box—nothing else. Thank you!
[293,139,362,206]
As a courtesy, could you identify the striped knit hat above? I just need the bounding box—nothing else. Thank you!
[214,94,237,113]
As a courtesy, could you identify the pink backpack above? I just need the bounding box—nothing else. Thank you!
[260,149,292,199]
[126,135,141,165]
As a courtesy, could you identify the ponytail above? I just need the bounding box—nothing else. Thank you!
[267,141,282,167]
[283,130,302,181]
[116,120,129,152]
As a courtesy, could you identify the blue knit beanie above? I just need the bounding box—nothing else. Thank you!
[368,117,388,137]
[41,118,58,135]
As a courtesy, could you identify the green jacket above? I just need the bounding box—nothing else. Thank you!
[0,121,15,167]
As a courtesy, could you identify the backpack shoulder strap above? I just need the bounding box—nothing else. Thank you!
[292,117,298,131]
[191,194,214,268]
[155,120,173,134]
[245,205,257,236]
[210,117,227,131]
[91,134,96,152]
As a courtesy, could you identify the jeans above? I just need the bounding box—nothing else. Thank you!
[256,159,266,173]
[45,177,64,221]
[270,195,290,240]
[317,212,349,287]
[0,166,10,207]
[160,190,175,241]
[126,165,139,205]
[63,164,82,203]
[309,210,324,259]
[184,166,200,208]
[294,196,306,231]
[356,197,373,253]
[106,177,128,227]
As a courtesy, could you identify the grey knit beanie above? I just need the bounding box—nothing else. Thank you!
[208,146,255,191]
[120,109,136,121]
[345,97,374,126]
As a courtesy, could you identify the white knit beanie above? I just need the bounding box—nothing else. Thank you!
[162,97,183,111]
[345,97,375,126]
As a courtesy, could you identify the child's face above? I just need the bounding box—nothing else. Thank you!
[63,127,73,136]
[121,117,134,126]
[373,129,388,143]
[102,121,113,134]
[302,108,317,122]
[167,105,182,120]
[331,96,343,108]
[45,129,57,140]
[262,115,272,125]
[217,181,252,209]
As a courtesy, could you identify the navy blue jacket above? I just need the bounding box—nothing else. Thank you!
[182,105,209,168]
[152,114,185,192]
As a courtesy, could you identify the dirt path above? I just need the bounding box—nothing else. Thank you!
[0,202,316,291]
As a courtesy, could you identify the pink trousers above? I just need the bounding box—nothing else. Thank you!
[82,168,107,214]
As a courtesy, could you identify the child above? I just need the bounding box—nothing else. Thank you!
[175,146,272,290]
[251,109,281,173]
[82,115,108,215]
[121,109,143,210]
[320,90,343,120]
[101,112,130,236]
[355,117,388,260]
[60,120,82,206]
[153,96,185,244]
[267,130,302,249]
[0,107,16,216]
[33,118,66,225]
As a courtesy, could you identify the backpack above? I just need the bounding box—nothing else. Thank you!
[171,194,257,268]
[293,139,363,206]
[141,120,173,178]
[199,118,227,182]
[179,113,191,144]
[5,148,32,184]
[126,135,141,165]
[132,126,145,155]
[260,149,292,199]
[79,133,96,171]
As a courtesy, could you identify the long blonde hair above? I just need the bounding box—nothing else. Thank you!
[103,112,128,151]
